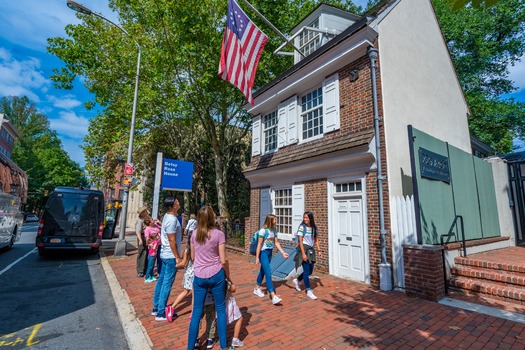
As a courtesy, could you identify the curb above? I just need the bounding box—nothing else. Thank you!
[100,251,154,350]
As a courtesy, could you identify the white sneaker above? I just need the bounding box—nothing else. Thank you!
[155,315,167,321]
[253,288,265,298]
[272,295,282,305]
[231,338,244,347]
[306,290,318,300]
[293,278,301,291]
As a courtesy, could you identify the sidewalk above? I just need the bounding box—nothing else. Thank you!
[100,239,525,349]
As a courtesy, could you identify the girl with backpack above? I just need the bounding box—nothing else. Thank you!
[293,212,322,300]
[253,214,289,305]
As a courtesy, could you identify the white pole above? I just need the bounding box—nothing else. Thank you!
[152,152,163,219]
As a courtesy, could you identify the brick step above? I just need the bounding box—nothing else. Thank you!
[454,256,525,274]
[451,265,525,288]
[448,276,525,305]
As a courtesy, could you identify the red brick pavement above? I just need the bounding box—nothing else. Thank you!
[104,244,525,349]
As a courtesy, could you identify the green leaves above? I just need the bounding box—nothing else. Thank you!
[434,0,525,153]
[0,96,88,200]
[448,0,499,10]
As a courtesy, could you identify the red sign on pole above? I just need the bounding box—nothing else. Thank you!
[124,163,134,175]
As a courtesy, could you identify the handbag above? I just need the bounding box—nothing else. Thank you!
[226,296,242,324]
[165,305,176,322]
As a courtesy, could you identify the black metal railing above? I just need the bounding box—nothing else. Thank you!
[440,215,466,294]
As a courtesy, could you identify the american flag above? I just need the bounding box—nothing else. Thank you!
[218,0,268,105]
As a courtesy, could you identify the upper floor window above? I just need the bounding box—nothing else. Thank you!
[250,73,339,157]
[263,111,278,153]
[298,19,320,57]
[301,87,323,140]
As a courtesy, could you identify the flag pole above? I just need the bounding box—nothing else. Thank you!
[238,0,305,58]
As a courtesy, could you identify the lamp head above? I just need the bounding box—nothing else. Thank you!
[66,0,92,15]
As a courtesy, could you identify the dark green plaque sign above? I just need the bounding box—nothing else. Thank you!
[419,147,450,183]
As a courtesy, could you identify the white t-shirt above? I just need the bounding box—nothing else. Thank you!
[160,213,182,259]
[186,218,197,233]
[297,225,315,247]
[258,228,276,251]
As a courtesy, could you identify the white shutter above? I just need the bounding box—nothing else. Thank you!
[287,96,298,144]
[260,188,272,228]
[323,73,340,133]
[277,101,287,148]
[290,184,305,241]
[251,114,262,157]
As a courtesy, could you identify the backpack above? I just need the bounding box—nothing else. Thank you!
[249,228,269,255]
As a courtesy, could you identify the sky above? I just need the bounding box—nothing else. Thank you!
[0,0,524,169]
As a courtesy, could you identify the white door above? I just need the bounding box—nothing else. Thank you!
[334,198,365,281]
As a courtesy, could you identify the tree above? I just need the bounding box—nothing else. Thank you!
[433,0,525,153]
[448,0,499,10]
[0,96,88,208]
[49,0,362,219]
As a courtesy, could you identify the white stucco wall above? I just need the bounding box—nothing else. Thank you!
[375,0,471,197]
[487,157,516,244]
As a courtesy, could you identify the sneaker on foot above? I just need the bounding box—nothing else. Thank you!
[272,295,282,305]
[137,273,145,278]
[231,338,244,347]
[306,290,318,300]
[150,276,157,281]
[194,341,199,349]
[155,315,167,321]
[151,310,158,316]
[206,338,215,349]
[253,288,265,298]
[293,278,301,291]
[144,277,153,283]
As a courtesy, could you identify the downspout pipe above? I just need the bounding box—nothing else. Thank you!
[368,46,392,291]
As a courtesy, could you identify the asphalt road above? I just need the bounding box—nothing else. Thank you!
[0,223,129,350]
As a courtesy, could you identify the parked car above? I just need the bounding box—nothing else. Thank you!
[0,193,24,251]
[36,187,104,256]
[24,213,39,223]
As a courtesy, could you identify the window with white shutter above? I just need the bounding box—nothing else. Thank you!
[323,73,340,133]
[260,188,272,228]
[251,115,261,157]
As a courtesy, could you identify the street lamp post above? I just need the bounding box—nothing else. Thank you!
[67,0,141,257]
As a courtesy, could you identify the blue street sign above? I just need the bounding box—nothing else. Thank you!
[161,159,194,192]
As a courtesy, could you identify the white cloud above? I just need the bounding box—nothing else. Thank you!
[0,0,118,52]
[50,111,90,139]
[0,48,49,101]
[47,94,82,109]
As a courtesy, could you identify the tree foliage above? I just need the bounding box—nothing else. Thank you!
[48,0,362,219]
[0,96,88,210]
[433,0,525,153]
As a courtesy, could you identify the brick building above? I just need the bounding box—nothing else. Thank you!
[243,0,475,290]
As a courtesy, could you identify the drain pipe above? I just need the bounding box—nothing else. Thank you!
[368,46,392,291]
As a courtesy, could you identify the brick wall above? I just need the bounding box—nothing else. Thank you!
[244,43,393,288]
[403,244,445,301]
[304,179,329,272]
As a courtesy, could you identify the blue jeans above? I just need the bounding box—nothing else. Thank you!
[256,249,275,293]
[152,258,176,317]
[145,255,156,279]
[298,261,315,291]
[187,269,227,350]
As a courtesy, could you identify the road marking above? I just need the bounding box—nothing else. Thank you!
[0,248,36,276]
[0,324,42,347]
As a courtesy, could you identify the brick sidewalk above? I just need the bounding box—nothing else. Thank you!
[104,244,525,349]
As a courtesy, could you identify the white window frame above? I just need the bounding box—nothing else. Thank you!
[263,110,278,153]
[300,86,324,142]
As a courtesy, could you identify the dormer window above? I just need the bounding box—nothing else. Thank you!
[263,111,278,152]
[298,19,320,57]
